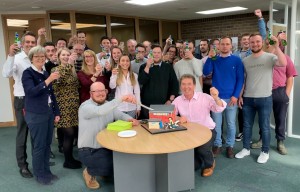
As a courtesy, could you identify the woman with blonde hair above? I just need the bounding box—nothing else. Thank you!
[51,48,81,169]
[109,54,141,118]
[77,50,110,103]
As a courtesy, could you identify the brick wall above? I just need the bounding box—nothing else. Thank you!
[181,12,269,42]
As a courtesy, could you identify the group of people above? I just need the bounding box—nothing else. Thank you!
[1,8,297,189]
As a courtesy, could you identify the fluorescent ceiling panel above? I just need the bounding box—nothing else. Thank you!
[7,19,28,27]
[196,6,248,15]
[51,23,125,30]
[125,0,176,6]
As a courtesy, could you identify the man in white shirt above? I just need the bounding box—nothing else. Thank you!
[2,31,37,178]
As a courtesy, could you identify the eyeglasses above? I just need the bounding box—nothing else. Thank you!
[90,89,106,93]
[33,56,46,59]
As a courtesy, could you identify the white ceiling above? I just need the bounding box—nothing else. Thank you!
[0,0,293,20]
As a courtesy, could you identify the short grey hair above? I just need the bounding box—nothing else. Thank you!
[28,46,46,61]
[127,39,137,46]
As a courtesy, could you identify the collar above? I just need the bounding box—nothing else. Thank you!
[182,92,198,101]
[31,64,45,74]
[19,51,28,59]
[153,61,162,67]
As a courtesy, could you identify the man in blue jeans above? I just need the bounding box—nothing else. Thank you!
[203,36,244,158]
[235,33,287,164]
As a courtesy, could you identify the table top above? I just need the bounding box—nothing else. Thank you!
[96,122,212,155]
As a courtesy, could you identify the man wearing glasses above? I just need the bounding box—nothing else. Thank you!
[78,82,139,189]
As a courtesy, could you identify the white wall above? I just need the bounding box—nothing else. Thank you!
[0,14,14,122]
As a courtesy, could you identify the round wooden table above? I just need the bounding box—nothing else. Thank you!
[97,122,212,192]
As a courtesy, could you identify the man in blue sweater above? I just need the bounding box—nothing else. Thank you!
[203,36,244,158]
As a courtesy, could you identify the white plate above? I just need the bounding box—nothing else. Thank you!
[118,130,137,138]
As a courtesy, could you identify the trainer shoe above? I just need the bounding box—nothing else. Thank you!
[277,140,287,155]
[83,168,100,189]
[235,133,243,142]
[235,148,250,159]
[251,139,262,149]
[257,151,269,164]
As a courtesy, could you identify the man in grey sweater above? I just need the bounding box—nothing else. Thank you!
[78,82,139,190]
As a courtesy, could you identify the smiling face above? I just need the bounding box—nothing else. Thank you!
[249,35,263,54]
[58,49,70,65]
[22,35,36,55]
[90,82,107,104]
[152,47,162,63]
[77,32,86,45]
[101,39,111,51]
[240,35,250,50]
[119,55,130,71]
[112,47,122,63]
[84,52,95,66]
[32,53,46,70]
[44,45,56,60]
[180,77,195,99]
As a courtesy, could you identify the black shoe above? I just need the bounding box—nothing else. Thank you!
[19,167,33,178]
[235,133,243,142]
[49,161,56,166]
[50,151,55,159]
[63,161,82,169]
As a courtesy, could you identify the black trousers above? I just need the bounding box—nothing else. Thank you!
[238,108,243,133]
[195,129,216,170]
[14,97,29,169]
[273,87,289,141]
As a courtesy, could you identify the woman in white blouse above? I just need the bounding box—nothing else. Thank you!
[109,55,141,118]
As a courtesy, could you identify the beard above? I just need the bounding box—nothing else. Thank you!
[251,47,262,53]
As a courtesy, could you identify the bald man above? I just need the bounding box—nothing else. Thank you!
[78,82,139,189]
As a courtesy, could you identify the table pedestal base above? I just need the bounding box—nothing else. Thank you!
[113,149,194,192]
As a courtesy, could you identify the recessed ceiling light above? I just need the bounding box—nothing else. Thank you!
[7,19,28,27]
[125,0,176,6]
[31,6,41,9]
[196,6,248,15]
[273,9,278,12]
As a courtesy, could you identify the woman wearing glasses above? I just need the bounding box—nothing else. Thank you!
[22,46,60,185]
[77,50,110,104]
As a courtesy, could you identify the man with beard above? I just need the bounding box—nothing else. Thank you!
[72,43,84,73]
[138,44,179,119]
[78,82,139,189]
[235,33,287,164]
[195,39,210,60]
[203,36,244,159]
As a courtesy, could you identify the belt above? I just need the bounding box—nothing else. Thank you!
[15,96,24,99]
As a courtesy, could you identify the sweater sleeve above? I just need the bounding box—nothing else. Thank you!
[203,57,214,76]
[168,65,179,97]
[138,64,150,86]
[232,58,245,98]
[22,69,48,97]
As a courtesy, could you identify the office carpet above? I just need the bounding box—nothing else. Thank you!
[0,124,299,192]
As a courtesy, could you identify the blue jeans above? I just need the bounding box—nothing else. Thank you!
[78,147,113,176]
[242,96,272,153]
[25,108,54,177]
[212,99,237,148]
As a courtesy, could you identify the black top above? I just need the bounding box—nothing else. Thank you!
[138,62,179,106]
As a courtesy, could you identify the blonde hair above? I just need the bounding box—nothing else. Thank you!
[82,50,98,75]
[116,55,136,86]
[57,47,77,77]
